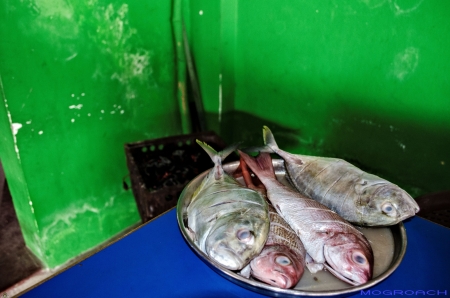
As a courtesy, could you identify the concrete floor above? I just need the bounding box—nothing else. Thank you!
[0,182,43,294]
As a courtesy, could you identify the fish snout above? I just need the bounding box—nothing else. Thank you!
[250,246,303,289]
[324,242,373,286]
[207,240,244,270]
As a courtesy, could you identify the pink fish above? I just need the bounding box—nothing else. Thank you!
[239,151,373,286]
[238,157,305,289]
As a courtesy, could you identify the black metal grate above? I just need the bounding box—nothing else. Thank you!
[125,131,232,222]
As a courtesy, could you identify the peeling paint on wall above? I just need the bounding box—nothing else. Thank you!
[12,123,23,135]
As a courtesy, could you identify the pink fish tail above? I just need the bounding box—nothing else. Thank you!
[238,150,276,181]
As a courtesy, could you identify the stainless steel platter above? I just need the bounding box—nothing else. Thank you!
[176,159,407,297]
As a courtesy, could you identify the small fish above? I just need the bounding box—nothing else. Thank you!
[239,151,373,286]
[186,141,270,271]
[259,126,419,226]
[239,157,305,289]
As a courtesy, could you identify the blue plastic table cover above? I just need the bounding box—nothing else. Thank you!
[23,209,449,298]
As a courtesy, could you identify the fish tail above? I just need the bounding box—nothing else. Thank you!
[238,150,276,181]
[196,140,240,179]
[263,126,279,153]
[196,139,218,161]
[219,142,241,161]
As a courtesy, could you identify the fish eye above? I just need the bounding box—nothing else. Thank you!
[352,252,367,265]
[236,229,253,243]
[275,256,291,266]
[381,202,396,215]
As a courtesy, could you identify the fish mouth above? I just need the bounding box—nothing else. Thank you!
[323,263,362,286]
[252,268,291,289]
[269,273,289,289]
[323,245,371,286]
[207,242,244,270]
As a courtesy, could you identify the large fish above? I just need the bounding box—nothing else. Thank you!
[186,140,270,271]
[239,157,305,289]
[239,151,373,286]
[259,126,419,226]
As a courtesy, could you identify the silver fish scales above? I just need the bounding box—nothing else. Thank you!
[261,126,419,226]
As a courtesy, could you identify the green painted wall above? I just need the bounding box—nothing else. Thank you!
[186,0,450,197]
[0,0,183,267]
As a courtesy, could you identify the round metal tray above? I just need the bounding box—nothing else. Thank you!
[176,159,407,297]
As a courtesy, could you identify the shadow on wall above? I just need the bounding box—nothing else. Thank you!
[325,100,450,197]
[205,108,450,198]
[205,110,302,149]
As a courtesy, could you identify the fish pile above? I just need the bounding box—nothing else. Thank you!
[184,127,419,289]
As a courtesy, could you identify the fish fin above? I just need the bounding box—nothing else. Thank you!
[196,140,241,180]
[239,264,252,278]
[219,142,241,160]
[305,253,324,273]
[240,156,267,197]
[196,139,218,161]
[263,126,280,152]
[238,151,276,181]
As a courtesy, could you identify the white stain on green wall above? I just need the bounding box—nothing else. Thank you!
[89,2,154,100]
[390,0,424,16]
[24,0,154,100]
[358,0,424,15]
[41,203,100,245]
[390,47,419,81]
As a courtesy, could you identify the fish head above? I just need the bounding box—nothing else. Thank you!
[356,178,420,226]
[323,233,373,286]
[205,212,269,270]
[249,245,304,289]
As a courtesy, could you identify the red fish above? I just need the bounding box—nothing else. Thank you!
[239,156,305,289]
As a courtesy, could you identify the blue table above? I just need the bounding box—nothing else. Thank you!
[23,209,450,298]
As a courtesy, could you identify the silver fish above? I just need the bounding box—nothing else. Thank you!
[239,151,373,286]
[261,126,419,226]
[239,157,305,289]
[186,140,270,271]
